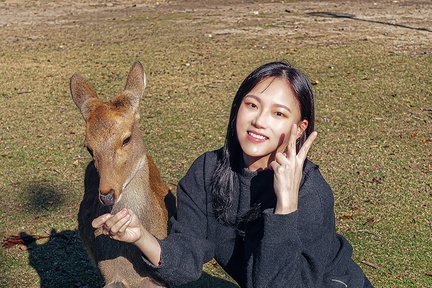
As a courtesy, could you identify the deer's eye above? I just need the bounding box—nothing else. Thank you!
[86,146,94,157]
[122,136,131,147]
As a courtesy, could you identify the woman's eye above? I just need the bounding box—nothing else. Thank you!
[122,136,131,147]
[247,103,257,109]
[86,146,94,157]
[275,111,285,117]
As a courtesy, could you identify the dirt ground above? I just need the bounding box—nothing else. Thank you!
[0,0,431,287]
[0,0,431,56]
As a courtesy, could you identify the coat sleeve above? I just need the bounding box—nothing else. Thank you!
[142,153,216,286]
[252,165,348,288]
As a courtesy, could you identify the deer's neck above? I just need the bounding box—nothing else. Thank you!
[111,154,151,220]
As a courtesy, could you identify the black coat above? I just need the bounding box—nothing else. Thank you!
[143,149,370,287]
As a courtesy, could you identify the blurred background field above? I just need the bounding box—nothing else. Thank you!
[0,1,431,287]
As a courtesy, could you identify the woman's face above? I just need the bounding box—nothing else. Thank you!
[235,77,307,171]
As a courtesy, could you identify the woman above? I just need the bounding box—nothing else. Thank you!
[92,61,373,287]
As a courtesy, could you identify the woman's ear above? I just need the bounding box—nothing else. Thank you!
[296,119,309,139]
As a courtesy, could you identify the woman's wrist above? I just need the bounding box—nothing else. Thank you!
[133,225,147,250]
[274,199,297,214]
[134,225,162,266]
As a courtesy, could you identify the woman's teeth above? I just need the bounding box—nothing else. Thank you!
[248,131,267,140]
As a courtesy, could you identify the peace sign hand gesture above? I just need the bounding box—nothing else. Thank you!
[269,124,318,214]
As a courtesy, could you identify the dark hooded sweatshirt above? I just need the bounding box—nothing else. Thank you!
[142,149,372,287]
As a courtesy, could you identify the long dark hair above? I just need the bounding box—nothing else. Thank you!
[211,61,315,226]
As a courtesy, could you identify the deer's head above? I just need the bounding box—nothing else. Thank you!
[70,62,147,207]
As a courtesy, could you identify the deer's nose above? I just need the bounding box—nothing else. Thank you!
[99,189,115,206]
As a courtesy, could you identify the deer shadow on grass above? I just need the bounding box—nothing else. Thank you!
[5,181,102,286]
[20,229,103,288]
[21,229,238,288]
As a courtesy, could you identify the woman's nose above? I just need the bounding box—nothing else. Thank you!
[252,112,266,128]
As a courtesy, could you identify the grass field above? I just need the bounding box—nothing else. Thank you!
[0,1,431,287]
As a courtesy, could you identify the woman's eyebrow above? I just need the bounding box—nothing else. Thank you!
[244,95,291,112]
[244,94,261,102]
[274,103,291,112]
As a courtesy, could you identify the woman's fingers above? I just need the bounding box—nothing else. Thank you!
[286,124,298,159]
[118,218,132,235]
[91,213,112,229]
[275,152,289,165]
[269,160,280,171]
[92,209,130,236]
[109,213,131,236]
[104,208,129,229]
[297,131,318,161]
[273,127,317,215]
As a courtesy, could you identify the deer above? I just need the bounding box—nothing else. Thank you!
[70,62,175,288]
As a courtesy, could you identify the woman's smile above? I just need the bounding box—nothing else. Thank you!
[247,130,269,142]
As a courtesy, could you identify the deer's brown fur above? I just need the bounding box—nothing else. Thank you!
[71,62,172,288]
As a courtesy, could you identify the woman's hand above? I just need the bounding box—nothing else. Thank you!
[270,124,317,214]
[92,208,162,266]
[92,208,143,244]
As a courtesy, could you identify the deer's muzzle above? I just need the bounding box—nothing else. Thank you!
[99,190,115,206]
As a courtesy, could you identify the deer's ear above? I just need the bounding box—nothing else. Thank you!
[70,74,98,121]
[124,61,146,114]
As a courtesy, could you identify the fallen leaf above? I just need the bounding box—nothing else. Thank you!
[364,218,376,225]
[16,89,32,94]
[2,233,50,249]
[361,260,379,269]
[339,215,354,219]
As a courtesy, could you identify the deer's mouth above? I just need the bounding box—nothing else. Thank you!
[99,192,115,206]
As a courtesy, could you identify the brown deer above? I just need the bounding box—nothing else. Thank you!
[70,62,174,288]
